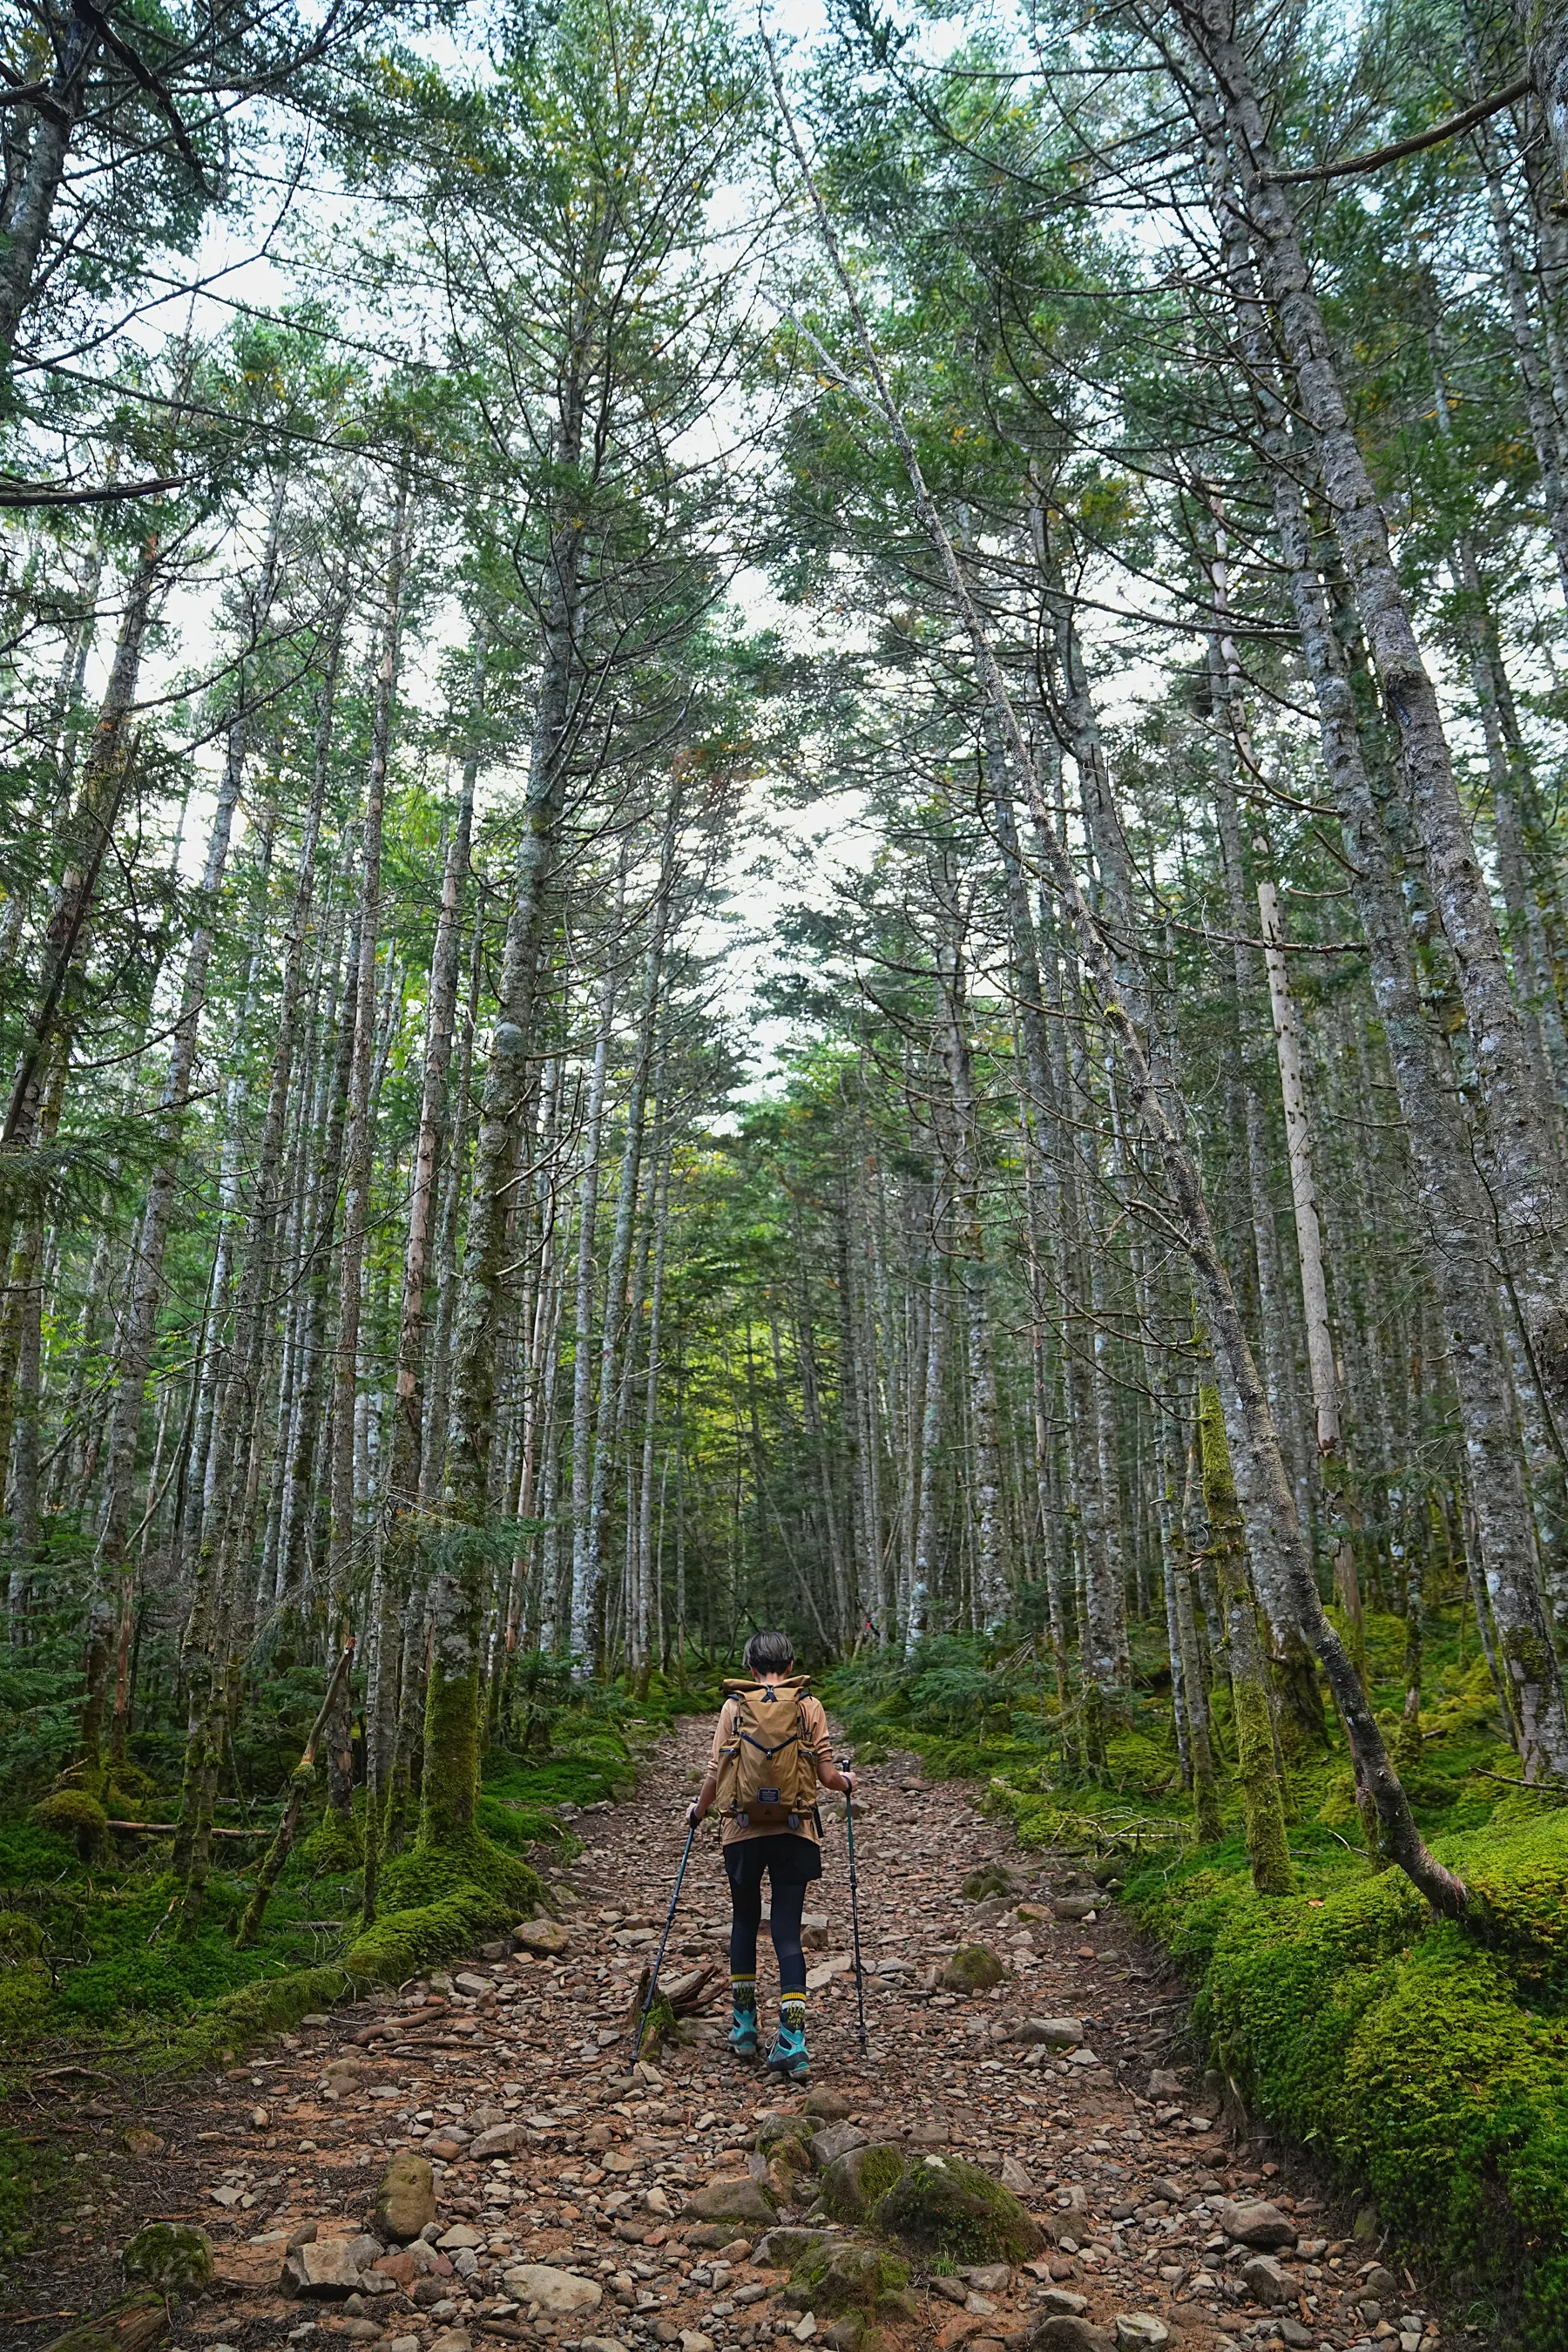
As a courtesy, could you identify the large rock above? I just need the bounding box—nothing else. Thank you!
[514,1916,571,1957]
[375,2152,436,2241]
[281,2240,364,2299]
[817,2143,908,2222]
[810,2125,869,2168]
[877,2153,1045,2264]
[689,2176,777,2223]
[1214,2199,1297,2251]
[804,2091,853,2122]
[1240,2254,1292,2306]
[939,1946,1006,1994]
[1049,1897,1097,1923]
[122,2222,213,2298]
[1113,2322,1169,2351]
[1005,2018,1082,2049]
[1024,2320,1112,2352]
[469,2123,518,2159]
[501,2265,605,2317]
[789,2242,910,2317]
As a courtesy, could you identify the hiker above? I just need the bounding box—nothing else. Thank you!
[686,1629,855,2082]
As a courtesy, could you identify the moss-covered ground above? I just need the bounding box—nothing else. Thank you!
[0,1647,720,2268]
[824,1610,1568,2349]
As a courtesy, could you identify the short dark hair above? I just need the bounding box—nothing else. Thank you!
[744,1628,795,1677]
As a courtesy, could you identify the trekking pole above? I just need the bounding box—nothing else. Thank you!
[631,1815,697,2066]
[839,1755,868,2057]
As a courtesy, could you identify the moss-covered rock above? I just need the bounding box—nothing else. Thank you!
[963,1864,1022,1903]
[32,1790,110,1862]
[170,1966,353,2072]
[375,2151,436,2241]
[122,2220,213,2296]
[938,1944,1006,1993]
[876,2153,1044,2263]
[789,2241,909,2315]
[688,2176,776,2223]
[818,2143,907,2221]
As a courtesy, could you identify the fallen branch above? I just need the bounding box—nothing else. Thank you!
[107,1821,267,1838]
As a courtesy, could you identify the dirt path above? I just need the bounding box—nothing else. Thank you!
[3,1725,1448,2352]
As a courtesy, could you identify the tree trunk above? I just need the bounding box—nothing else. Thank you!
[1200,1387,1292,1893]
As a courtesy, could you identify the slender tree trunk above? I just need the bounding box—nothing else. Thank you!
[326,482,409,1819]
[1200,1387,1292,1892]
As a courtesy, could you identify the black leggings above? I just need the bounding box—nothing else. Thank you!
[729,1876,807,1995]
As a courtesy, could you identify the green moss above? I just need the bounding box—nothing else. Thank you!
[961,1864,1018,1902]
[939,1943,1005,1992]
[0,1962,51,2045]
[0,1911,44,1961]
[168,1964,354,2071]
[345,1886,516,1983]
[378,1830,542,1921]
[819,2144,909,2220]
[876,2153,1044,2263]
[122,2219,213,2295]
[791,2242,909,2314]
[297,1811,364,1873]
[31,1789,110,1861]
[0,2125,68,2267]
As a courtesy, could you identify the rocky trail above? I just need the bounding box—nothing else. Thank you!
[3,1727,1456,2352]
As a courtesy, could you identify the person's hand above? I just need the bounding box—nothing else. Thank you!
[841,1767,856,1801]
[686,1801,703,1828]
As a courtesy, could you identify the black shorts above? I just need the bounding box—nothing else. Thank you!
[723,1832,823,1891]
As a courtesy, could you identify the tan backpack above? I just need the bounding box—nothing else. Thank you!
[715,1676,821,1830]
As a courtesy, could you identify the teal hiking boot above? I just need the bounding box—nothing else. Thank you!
[729,1977,760,2058]
[765,1997,809,2081]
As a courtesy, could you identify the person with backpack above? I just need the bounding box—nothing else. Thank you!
[686,1629,855,2082]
